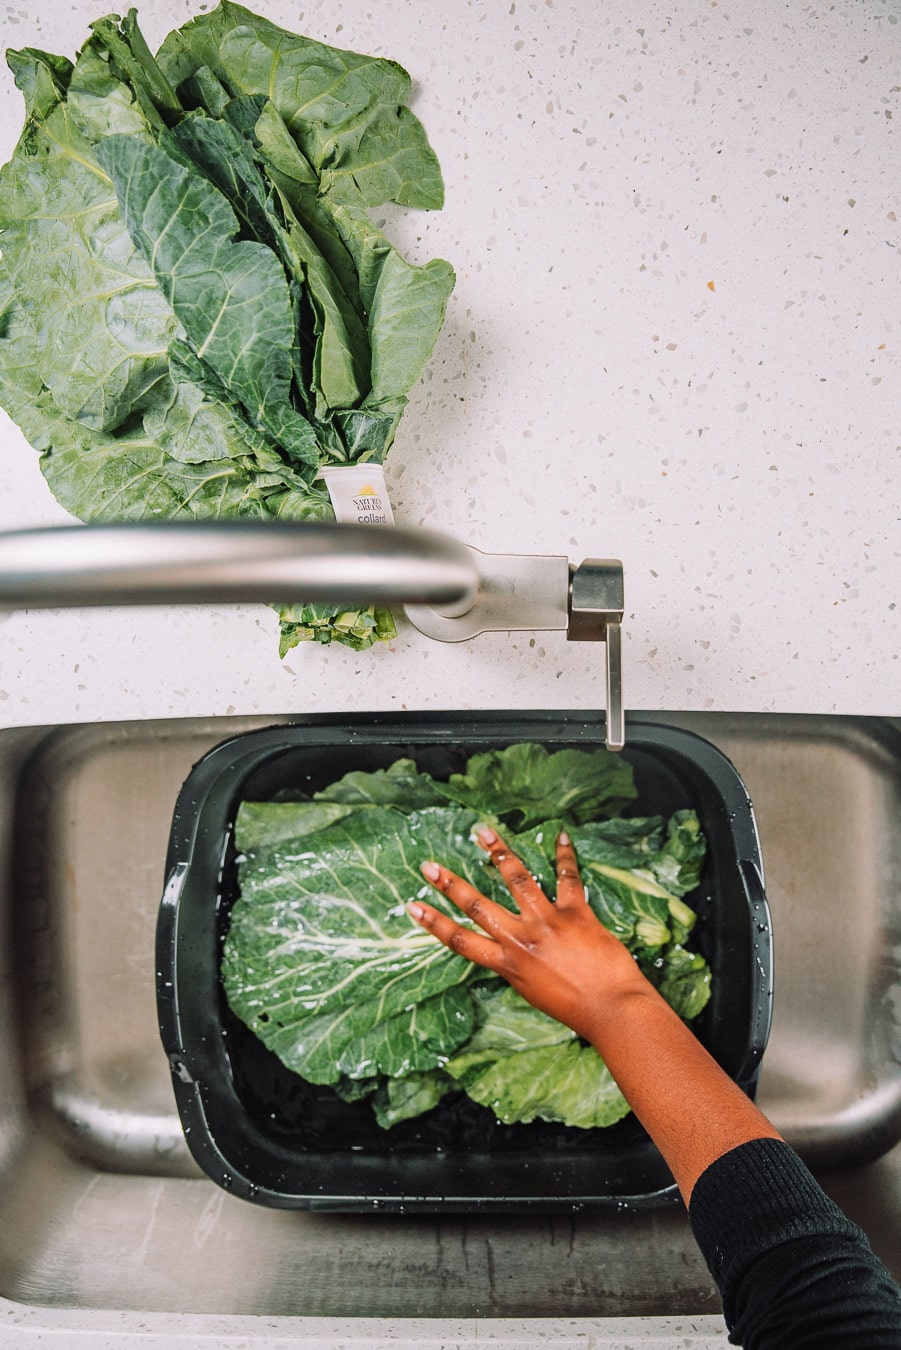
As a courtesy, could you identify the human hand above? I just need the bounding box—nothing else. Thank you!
[407,825,649,1045]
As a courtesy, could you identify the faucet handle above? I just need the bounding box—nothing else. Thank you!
[404,550,626,751]
[567,559,625,751]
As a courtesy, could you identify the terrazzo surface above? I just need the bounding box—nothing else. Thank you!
[0,0,896,727]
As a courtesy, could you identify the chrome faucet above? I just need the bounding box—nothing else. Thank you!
[0,521,625,749]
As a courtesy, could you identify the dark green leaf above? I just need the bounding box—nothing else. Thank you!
[642,946,712,1022]
[95,133,320,470]
[438,742,638,830]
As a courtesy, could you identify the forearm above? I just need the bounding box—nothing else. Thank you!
[586,976,781,1204]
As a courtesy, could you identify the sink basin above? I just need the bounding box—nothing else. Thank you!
[0,711,900,1325]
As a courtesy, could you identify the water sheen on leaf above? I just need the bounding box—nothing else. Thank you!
[223,806,500,1085]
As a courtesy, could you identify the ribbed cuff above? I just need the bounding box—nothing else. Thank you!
[688,1138,867,1300]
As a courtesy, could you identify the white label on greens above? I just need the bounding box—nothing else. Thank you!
[318,464,396,526]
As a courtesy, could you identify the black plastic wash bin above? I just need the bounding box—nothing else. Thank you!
[156,711,773,1212]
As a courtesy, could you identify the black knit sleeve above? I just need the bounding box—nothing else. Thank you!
[688,1138,901,1348]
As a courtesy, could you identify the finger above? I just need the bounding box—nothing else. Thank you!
[554,830,587,909]
[476,826,549,916]
[419,860,512,938]
[407,900,505,973]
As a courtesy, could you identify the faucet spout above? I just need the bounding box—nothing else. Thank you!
[0,521,481,612]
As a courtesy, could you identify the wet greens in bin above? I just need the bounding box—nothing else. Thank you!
[157,712,772,1211]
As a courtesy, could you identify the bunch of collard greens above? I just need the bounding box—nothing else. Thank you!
[0,3,454,652]
[223,743,712,1131]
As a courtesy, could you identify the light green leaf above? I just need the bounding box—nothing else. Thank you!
[141,378,256,465]
[0,96,174,432]
[0,270,244,520]
[313,758,447,811]
[234,800,357,852]
[648,810,707,897]
[371,1071,454,1129]
[66,38,154,141]
[6,46,73,120]
[445,985,631,1129]
[157,0,445,209]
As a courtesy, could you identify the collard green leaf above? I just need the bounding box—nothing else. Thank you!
[95,132,321,472]
[140,380,250,467]
[0,88,173,433]
[650,946,712,1022]
[6,46,72,120]
[234,800,357,853]
[438,743,638,830]
[41,427,271,522]
[222,806,507,1083]
[0,279,286,521]
[261,983,474,1085]
[313,758,447,811]
[371,1070,454,1130]
[157,1,445,209]
[444,985,631,1129]
[0,7,453,655]
[88,11,181,126]
[579,854,675,950]
[65,40,151,142]
[280,214,370,415]
[165,108,281,251]
[648,810,707,897]
[330,203,455,407]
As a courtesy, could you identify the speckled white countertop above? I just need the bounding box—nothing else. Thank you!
[0,0,897,731]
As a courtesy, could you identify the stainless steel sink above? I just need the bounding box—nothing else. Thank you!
[0,711,900,1323]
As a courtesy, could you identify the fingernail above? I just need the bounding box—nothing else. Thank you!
[407,901,425,919]
[558,829,571,845]
[420,861,440,882]
[476,825,498,846]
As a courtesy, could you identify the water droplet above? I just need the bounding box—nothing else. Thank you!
[221,1173,234,1190]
